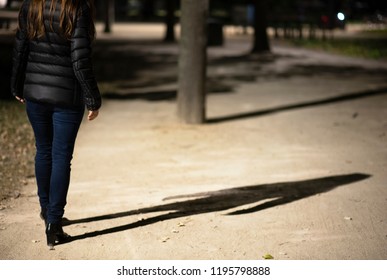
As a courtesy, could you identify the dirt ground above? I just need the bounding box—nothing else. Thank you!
[0,24,387,260]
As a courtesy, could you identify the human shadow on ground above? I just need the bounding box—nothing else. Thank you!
[207,87,387,124]
[62,173,370,243]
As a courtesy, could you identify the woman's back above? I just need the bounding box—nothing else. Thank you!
[12,0,101,111]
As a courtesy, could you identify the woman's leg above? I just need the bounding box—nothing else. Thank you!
[48,105,84,224]
[26,101,53,213]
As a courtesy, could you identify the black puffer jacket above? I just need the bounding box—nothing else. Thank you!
[11,0,101,111]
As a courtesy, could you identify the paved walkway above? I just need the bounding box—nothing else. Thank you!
[1,24,387,260]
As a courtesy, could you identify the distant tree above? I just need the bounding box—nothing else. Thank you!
[164,0,177,42]
[142,0,155,20]
[104,0,115,33]
[1,0,13,29]
[251,0,270,53]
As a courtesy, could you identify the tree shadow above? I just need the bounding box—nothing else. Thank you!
[207,87,387,124]
[104,89,177,101]
[102,78,235,101]
[274,64,387,79]
[62,173,370,244]
[92,39,179,84]
[91,38,387,105]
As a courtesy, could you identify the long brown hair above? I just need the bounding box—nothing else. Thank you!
[25,0,96,40]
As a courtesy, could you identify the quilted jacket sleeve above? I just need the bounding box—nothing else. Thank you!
[10,1,29,98]
[71,3,101,111]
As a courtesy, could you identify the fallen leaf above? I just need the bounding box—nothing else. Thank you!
[161,237,170,243]
[263,254,274,259]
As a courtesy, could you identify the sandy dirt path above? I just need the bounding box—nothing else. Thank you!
[1,28,386,260]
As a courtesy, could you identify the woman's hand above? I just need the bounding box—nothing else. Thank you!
[88,110,99,121]
[15,96,25,103]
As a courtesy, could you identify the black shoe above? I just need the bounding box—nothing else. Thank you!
[45,223,70,250]
[39,208,47,225]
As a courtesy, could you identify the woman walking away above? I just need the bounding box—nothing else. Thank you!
[11,0,101,249]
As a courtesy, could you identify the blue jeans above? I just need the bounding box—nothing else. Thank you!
[26,101,84,224]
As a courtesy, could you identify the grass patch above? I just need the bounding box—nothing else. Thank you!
[0,100,34,201]
[289,37,387,60]
[360,29,387,36]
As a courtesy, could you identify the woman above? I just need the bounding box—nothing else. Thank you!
[11,0,101,249]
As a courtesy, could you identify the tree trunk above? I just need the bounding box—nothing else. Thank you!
[104,0,115,33]
[164,0,176,42]
[177,0,208,124]
[251,0,270,53]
